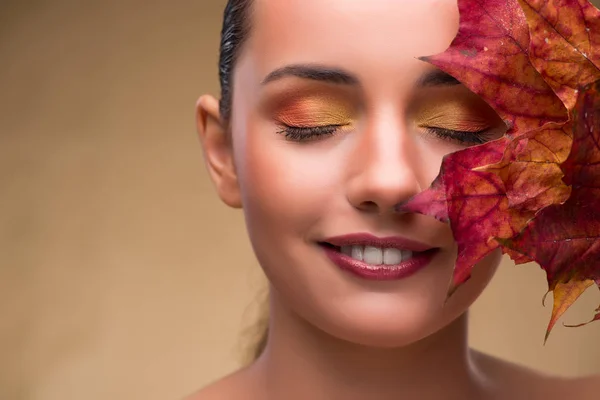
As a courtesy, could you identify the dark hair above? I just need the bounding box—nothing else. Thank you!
[219,0,253,123]
[219,0,268,361]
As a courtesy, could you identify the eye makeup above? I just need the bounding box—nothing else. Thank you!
[417,102,492,133]
[412,88,506,145]
[262,82,504,144]
[269,94,357,141]
[274,97,354,127]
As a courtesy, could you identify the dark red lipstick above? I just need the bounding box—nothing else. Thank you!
[319,233,439,281]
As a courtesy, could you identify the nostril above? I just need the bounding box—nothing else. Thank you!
[356,201,379,213]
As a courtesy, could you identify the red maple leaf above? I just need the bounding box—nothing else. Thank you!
[500,81,600,339]
[519,0,600,109]
[398,0,568,290]
[481,0,600,216]
[420,0,567,133]
[476,122,573,213]
[398,0,600,335]
[400,137,536,293]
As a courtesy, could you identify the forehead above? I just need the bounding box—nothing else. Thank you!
[245,0,460,83]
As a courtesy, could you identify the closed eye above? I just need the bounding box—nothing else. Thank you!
[423,126,500,145]
[276,124,347,142]
[276,124,501,145]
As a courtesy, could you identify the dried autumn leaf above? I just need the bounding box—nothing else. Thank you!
[477,0,600,224]
[518,0,600,109]
[399,0,600,335]
[566,291,600,327]
[421,0,567,133]
[396,172,448,223]
[398,0,569,288]
[474,0,600,209]
[476,122,573,213]
[500,81,600,338]
[503,247,535,265]
[399,137,536,292]
[543,279,594,341]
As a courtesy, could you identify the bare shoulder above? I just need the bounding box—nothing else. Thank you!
[559,374,600,399]
[182,366,260,400]
[535,372,600,399]
[471,349,600,400]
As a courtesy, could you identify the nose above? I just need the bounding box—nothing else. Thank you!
[345,117,422,215]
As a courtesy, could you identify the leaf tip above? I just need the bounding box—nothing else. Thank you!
[543,327,552,345]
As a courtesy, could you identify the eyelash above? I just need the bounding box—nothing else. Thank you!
[276,124,495,145]
[276,124,346,141]
[423,126,495,145]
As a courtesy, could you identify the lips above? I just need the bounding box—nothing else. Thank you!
[318,233,440,281]
[321,233,436,252]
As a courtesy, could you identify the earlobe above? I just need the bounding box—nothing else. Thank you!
[196,95,242,209]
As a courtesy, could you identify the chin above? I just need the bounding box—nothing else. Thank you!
[307,293,460,349]
[257,235,501,350]
[327,323,440,349]
[313,259,500,348]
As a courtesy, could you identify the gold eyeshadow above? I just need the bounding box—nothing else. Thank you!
[273,96,355,127]
[414,91,502,133]
[417,103,491,131]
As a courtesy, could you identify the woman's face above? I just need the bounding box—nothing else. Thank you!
[202,0,505,347]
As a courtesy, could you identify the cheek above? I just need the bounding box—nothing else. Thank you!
[415,138,467,186]
[233,123,340,238]
[231,125,345,312]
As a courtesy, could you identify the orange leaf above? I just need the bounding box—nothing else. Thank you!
[402,0,600,337]
[500,81,600,337]
[476,122,572,212]
[545,278,594,342]
[519,0,600,109]
[421,0,567,133]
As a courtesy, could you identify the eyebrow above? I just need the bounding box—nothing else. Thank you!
[261,64,360,86]
[261,64,461,89]
[416,70,461,87]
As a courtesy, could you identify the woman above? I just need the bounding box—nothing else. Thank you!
[190,0,598,398]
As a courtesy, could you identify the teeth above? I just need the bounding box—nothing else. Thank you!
[363,246,383,265]
[339,245,414,266]
[351,245,363,261]
[383,248,402,265]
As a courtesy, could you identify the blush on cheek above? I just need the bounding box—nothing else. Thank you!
[237,130,336,233]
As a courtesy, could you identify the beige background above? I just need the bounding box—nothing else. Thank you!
[1,1,600,399]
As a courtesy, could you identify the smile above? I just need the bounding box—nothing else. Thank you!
[339,245,412,266]
[319,233,440,281]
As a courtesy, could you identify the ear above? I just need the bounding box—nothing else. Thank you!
[196,95,242,208]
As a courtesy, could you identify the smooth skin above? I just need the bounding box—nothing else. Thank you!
[191,0,599,399]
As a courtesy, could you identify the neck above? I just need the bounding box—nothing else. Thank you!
[251,290,484,400]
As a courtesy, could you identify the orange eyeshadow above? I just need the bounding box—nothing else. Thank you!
[417,101,494,132]
[275,97,353,127]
